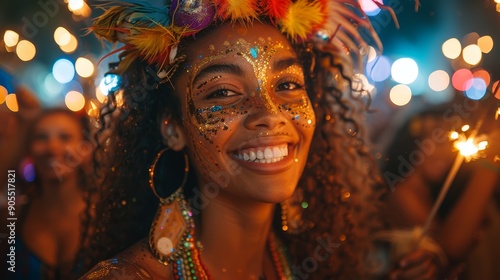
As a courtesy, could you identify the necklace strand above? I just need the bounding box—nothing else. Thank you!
[172,231,292,280]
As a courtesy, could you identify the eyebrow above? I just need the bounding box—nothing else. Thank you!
[193,63,244,87]
[273,57,301,72]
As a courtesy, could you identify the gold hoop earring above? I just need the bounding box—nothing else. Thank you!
[148,148,196,265]
[148,147,189,200]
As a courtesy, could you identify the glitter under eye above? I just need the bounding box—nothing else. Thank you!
[211,105,222,112]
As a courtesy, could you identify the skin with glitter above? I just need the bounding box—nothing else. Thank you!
[173,22,316,203]
[187,38,314,137]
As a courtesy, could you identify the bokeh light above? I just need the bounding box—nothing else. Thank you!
[86,99,100,117]
[0,85,8,104]
[389,84,412,106]
[5,94,19,112]
[44,73,63,96]
[472,69,490,87]
[75,57,94,78]
[52,59,75,84]
[428,70,450,92]
[442,38,461,59]
[99,73,121,95]
[4,30,19,47]
[95,87,107,103]
[16,40,36,61]
[68,0,84,11]
[367,46,377,63]
[462,44,482,65]
[477,35,494,53]
[54,27,71,46]
[465,78,487,100]
[493,80,500,100]
[391,58,418,84]
[20,159,36,182]
[60,35,78,53]
[366,55,391,82]
[65,90,85,111]
[452,69,473,91]
[359,0,383,16]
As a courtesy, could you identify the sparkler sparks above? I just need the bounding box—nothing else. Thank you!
[449,127,488,162]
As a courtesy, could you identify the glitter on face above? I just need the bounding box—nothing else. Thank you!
[186,37,315,139]
[210,105,222,112]
[177,25,316,178]
[250,46,258,58]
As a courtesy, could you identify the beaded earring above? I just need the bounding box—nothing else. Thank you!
[148,149,198,262]
[280,188,307,234]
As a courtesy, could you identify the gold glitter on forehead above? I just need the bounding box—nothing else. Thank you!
[236,37,284,114]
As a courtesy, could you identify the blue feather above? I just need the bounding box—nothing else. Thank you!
[97,0,171,27]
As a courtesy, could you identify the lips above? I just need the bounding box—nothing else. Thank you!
[234,144,288,163]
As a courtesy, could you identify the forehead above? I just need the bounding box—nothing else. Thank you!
[36,113,80,132]
[182,21,293,64]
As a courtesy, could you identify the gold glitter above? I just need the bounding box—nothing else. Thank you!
[181,28,316,177]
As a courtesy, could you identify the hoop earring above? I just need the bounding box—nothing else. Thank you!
[148,148,195,265]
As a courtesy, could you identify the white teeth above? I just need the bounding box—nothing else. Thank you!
[234,144,289,164]
[257,150,264,160]
[273,147,281,157]
[264,148,273,159]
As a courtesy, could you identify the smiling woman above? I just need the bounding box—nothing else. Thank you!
[78,1,434,279]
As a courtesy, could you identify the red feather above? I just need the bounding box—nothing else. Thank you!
[262,0,291,20]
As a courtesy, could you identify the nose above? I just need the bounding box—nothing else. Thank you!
[46,137,65,157]
[244,96,287,130]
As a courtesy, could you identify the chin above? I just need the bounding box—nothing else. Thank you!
[251,183,297,204]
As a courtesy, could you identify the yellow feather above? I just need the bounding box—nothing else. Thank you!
[225,0,259,22]
[279,0,326,41]
[126,25,183,66]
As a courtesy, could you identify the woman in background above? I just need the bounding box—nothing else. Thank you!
[11,109,93,280]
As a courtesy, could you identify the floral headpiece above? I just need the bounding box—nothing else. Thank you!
[92,0,381,82]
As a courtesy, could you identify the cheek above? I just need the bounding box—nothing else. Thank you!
[280,96,316,132]
[30,141,47,157]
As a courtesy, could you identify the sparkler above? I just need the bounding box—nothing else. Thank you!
[420,118,490,237]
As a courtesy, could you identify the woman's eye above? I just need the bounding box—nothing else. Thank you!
[59,133,72,142]
[206,88,239,99]
[34,134,49,141]
[276,81,303,91]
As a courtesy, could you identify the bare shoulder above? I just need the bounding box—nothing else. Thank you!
[79,239,172,279]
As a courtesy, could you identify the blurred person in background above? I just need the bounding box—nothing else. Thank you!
[2,108,94,280]
[381,103,500,279]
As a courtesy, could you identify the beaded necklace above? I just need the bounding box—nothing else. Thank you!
[172,230,293,280]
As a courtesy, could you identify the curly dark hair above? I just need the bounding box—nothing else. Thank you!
[81,22,385,279]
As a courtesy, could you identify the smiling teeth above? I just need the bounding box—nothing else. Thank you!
[234,144,288,163]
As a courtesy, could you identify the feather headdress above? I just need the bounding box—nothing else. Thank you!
[91,0,386,82]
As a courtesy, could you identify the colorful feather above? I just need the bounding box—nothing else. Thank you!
[126,25,184,66]
[213,0,259,22]
[279,0,326,41]
[91,6,131,42]
[261,0,291,20]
